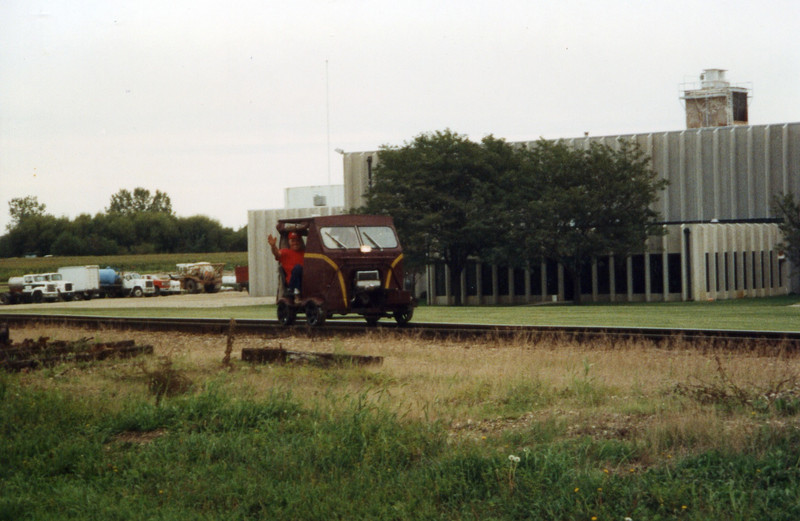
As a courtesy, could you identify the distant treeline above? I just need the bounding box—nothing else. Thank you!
[0,212,247,257]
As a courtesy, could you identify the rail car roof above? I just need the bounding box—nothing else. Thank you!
[276,214,395,232]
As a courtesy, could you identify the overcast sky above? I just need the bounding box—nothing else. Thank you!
[2,0,798,234]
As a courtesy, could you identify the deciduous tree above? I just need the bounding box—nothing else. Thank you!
[107,188,173,216]
[774,193,800,269]
[7,196,47,230]
[362,129,508,304]
[502,139,668,303]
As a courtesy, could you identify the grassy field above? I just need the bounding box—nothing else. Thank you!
[2,324,800,519]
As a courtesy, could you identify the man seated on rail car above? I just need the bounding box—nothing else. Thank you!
[268,231,305,304]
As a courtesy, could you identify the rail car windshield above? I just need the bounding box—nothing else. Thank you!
[320,225,398,250]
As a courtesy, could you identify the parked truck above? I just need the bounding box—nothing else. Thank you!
[98,268,156,297]
[2,273,74,304]
[172,262,224,293]
[143,274,182,296]
[58,265,101,300]
[235,265,249,292]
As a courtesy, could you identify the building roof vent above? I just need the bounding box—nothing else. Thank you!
[700,68,729,89]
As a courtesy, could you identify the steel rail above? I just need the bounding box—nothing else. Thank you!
[2,313,800,348]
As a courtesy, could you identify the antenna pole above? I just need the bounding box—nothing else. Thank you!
[326,59,331,185]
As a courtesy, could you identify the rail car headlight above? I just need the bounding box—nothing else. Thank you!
[360,245,372,253]
[355,270,380,290]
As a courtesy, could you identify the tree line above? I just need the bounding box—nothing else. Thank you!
[0,188,247,257]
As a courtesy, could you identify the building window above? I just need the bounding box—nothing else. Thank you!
[724,252,730,291]
[769,251,774,288]
[545,259,559,295]
[497,266,510,296]
[649,254,664,295]
[465,261,478,297]
[580,259,593,295]
[614,256,628,294]
[742,253,748,290]
[596,256,610,295]
[666,254,681,294]
[514,268,526,296]
[434,263,447,296]
[481,263,494,296]
[529,261,542,296]
[631,254,646,294]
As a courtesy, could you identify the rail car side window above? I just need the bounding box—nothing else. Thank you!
[358,226,398,249]
[321,226,360,249]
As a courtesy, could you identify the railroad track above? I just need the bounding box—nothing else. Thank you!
[2,313,800,349]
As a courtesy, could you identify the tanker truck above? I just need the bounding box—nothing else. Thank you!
[1,273,74,304]
[98,268,156,298]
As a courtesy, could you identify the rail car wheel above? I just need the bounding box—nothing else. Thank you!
[393,305,414,326]
[364,314,380,326]
[305,301,326,327]
[277,301,296,326]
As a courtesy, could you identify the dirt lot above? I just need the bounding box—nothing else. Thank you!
[3,290,274,309]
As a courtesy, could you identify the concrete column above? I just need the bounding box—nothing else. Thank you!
[609,255,617,302]
[524,264,531,303]
[626,255,633,302]
[491,265,498,305]
[476,262,483,306]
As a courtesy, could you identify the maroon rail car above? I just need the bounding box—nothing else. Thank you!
[274,214,415,326]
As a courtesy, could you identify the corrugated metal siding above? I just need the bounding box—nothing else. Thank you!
[343,122,800,222]
[247,207,344,298]
[519,123,800,223]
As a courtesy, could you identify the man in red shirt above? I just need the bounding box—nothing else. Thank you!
[268,231,305,304]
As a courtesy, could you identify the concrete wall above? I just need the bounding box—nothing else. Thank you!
[343,151,377,212]
[685,222,788,301]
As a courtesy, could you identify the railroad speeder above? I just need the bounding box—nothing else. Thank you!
[273,214,415,326]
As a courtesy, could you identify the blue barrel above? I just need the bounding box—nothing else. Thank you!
[99,268,119,286]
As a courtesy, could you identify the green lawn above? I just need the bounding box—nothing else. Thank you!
[3,295,800,331]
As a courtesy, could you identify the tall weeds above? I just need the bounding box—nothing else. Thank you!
[3,324,800,519]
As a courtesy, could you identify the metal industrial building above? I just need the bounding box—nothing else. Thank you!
[250,70,799,303]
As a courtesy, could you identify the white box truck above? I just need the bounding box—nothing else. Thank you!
[57,265,101,300]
